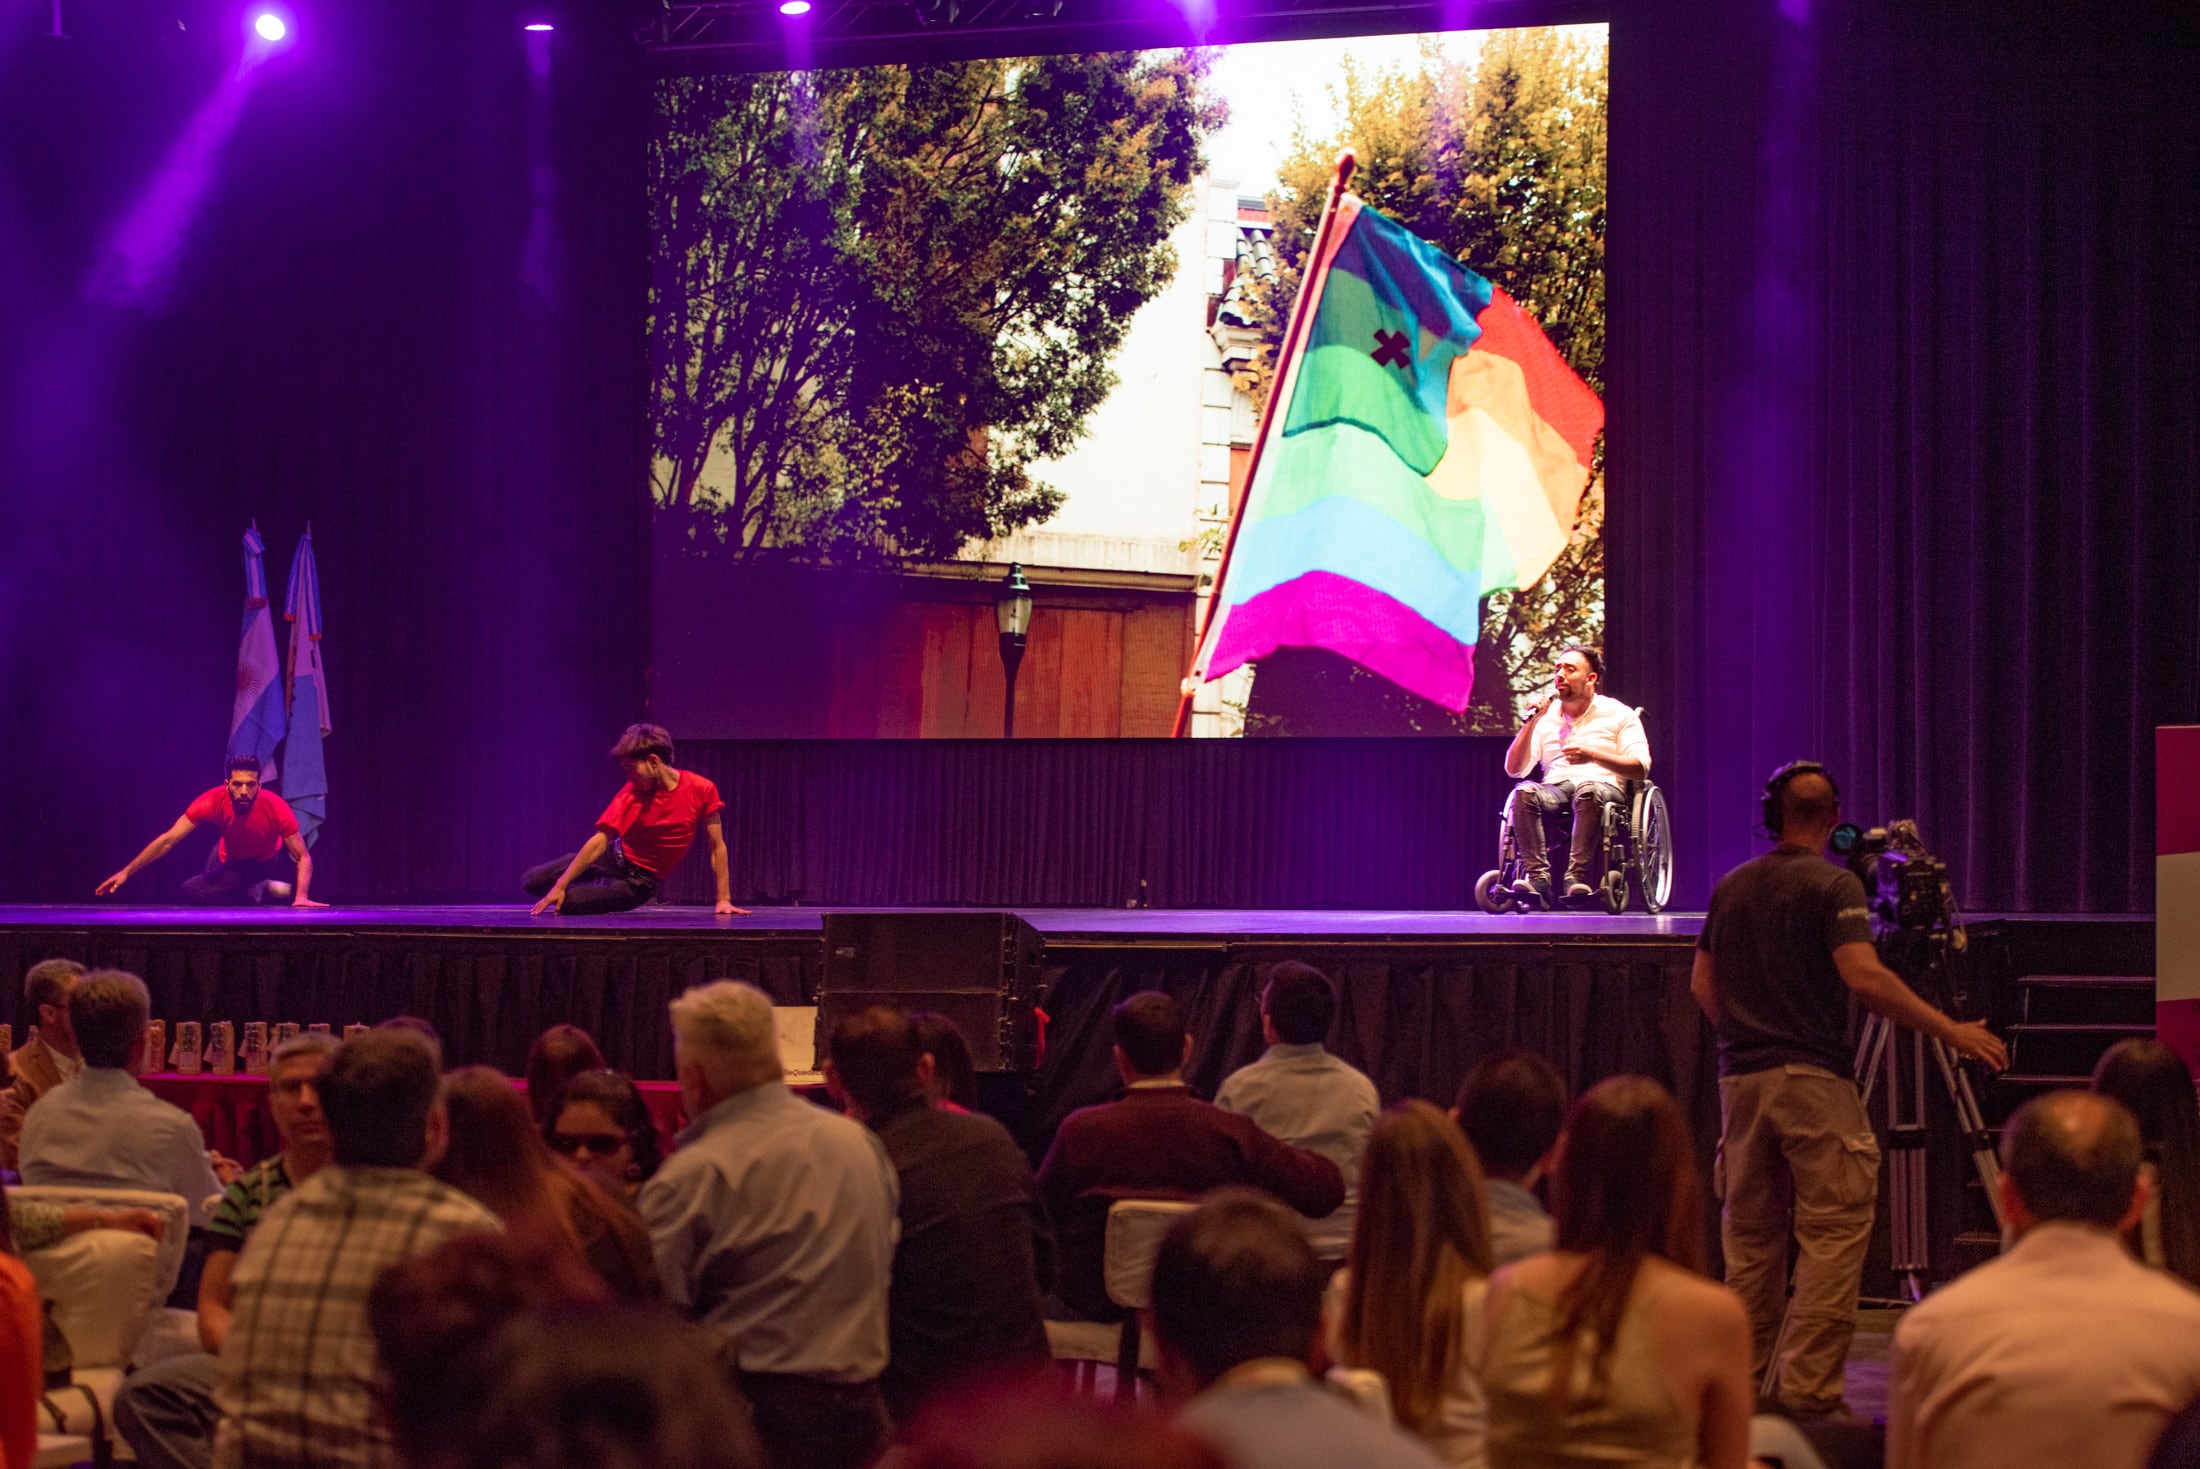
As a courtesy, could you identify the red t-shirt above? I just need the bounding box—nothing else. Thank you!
[594,771,723,877]
[184,787,300,863]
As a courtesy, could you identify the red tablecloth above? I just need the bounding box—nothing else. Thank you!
[140,1071,696,1166]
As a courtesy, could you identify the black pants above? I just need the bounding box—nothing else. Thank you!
[180,855,286,905]
[736,1372,889,1469]
[1509,778,1624,884]
[521,849,657,914]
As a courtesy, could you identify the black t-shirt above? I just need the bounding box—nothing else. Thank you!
[1698,848,1876,1078]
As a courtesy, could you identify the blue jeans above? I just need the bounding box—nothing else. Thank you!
[115,1352,220,1469]
[1508,778,1624,884]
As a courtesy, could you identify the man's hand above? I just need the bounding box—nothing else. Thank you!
[291,896,329,909]
[96,871,128,896]
[99,1207,167,1241]
[714,900,749,917]
[1523,693,1553,723]
[1561,738,1614,765]
[209,1150,246,1186]
[1944,1020,2009,1072]
[532,886,567,916]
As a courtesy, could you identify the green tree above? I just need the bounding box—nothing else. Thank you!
[649,54,1225,564]
[1236,29,1607,734]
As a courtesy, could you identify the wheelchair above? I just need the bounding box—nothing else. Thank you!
[1474,777,1674,915]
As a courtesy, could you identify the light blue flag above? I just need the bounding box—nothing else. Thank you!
[281,527,330,846]
[229,524,285,782]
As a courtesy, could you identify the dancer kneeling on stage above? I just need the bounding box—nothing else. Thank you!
[96,755,324,907]
[526,723,744,916]
[1691,762,2006,1419]
[1500,645,1649,907]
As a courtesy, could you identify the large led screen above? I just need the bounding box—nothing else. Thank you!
[649,25,1607,737]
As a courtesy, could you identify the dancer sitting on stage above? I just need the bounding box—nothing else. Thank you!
[96,755,323,907]
[1500,645,1650,907]
[525,724,743,917]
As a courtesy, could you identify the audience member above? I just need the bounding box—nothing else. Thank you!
[1,1193,38,1469]
[544,1069,662,1202]
[894,1383,1229,1469]
[1888,1090,2200,1469]
[2149,1400,2200,1469]
[912,1009,979,1111]
[213,1028,500,1469]
[1216,962,1379,1263]
[522,1025,605,1128]
[1329,1101,1495,1468]
[1453,1050,1566,1266]
[434,1067,659,1302]
[115,1033,338,1469]
[19,969,227,1224]
[2093,1039,2200,1286]
[1036,991,1343,1323]
[640,980,898,1469]
[3,1195,165,1253]
[2,958,85,1170]
[826,1004,1050,1422]
[1480,1076,1752,1469]
[1151,1190,1446,1469]
[375,1016,443,1059]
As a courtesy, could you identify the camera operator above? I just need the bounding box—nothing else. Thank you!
[1689,762,2008,1419]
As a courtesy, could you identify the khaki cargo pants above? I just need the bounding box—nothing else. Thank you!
[1715,1063,1880,1417]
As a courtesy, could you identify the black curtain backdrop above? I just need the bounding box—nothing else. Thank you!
[1605,0,2200,912]
[0,0,649,904]
[3,0,2193,914]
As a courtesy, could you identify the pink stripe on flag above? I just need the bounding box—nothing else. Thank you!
[1208,572,1476,713]
[2161,727,2200,856]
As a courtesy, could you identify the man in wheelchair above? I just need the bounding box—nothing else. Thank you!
[1500,645,1651,906]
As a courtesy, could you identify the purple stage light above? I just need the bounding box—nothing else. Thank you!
[252,11,286,41]
[524,21,554,30]
[778,0,812,14]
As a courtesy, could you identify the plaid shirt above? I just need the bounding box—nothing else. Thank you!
[213,1166,499,1469]
[204,1156,295,1253]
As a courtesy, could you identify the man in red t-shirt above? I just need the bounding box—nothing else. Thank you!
[96,756,326,907]
[524,724,744,917]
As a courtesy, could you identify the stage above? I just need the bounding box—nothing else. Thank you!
[0,902,1712,1146]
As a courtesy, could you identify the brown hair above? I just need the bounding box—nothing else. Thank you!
[1551,1076,1704,1388]
[523,1025,605,1128]
[609,723,673,764]
[1337,1101,1494,1438]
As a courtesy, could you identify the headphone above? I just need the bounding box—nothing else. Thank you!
[1760,760,1840,840]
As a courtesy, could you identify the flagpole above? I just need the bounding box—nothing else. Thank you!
[1170,148,1358,738]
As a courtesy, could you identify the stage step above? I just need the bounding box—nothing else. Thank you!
[2003,974,2154,1085]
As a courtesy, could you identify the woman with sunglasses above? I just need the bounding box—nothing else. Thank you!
[545,1069,663,1204]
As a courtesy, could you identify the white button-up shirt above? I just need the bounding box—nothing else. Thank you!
[1526,694,1650,786]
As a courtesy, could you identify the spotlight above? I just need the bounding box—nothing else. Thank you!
[778,0,811,13]
[524,21,554,30]
[252,11,286,40]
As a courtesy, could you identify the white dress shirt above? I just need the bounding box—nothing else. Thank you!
[1527,693,1649,786]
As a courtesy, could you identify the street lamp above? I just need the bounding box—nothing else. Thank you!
[995,562,1033,739]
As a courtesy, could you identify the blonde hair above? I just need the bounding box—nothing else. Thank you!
[668,982,781,1092]
[1337,1101,1494,1437]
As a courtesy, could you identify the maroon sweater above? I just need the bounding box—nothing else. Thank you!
[1035,1084,1345,1320]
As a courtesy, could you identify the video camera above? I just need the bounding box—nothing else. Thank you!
[1830,817,1975,1015]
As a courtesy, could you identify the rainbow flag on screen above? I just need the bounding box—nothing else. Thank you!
[1197,195,1603,712]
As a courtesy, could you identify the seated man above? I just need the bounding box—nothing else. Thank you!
[2,959,86,1170]
[214,1029,499,1469]
[1453,1048,1567,1266]
[525,724,744,917]
[1214,963,1378,1265]
[1888,1090,2200,1469]
[1035,991,1343,1323]
[1500,644,1649,906]
[1153,1191,1445,1469]
[640,981,898,1469]
[114,1033,338,1469]
[18,969,228,1227]
[825,1005,1051,1423]
[97,755,323,907]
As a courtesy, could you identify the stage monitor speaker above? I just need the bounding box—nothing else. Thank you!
[817,912,1045,1073]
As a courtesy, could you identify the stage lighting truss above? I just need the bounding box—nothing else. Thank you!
[638,0,1573,64]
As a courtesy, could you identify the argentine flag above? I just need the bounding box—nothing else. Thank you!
[229,523,285,783]
[282,528,330,846]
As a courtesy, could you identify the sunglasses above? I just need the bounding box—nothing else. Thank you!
[547,1132,627,1157]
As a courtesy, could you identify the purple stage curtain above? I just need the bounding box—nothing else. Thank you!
[1605,0,2199,912]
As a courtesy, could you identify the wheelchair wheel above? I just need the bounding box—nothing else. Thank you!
[1474,870,1511,914]
[1632,785,1674,914]
[1600,868,1627,915]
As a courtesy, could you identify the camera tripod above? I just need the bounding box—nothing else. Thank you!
[1854,1002,2004,1302]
